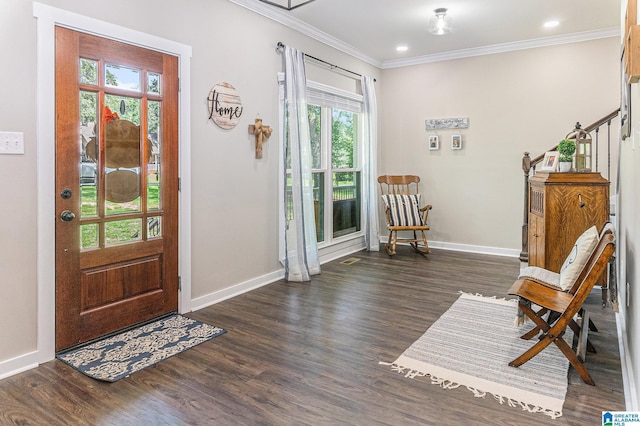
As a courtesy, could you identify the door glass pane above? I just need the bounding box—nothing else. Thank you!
[79,58,97,85]
[80,90,98,217]
[147,72,161,95]
[332,171,360,238]
[105,64,141,92]
[331,109,357,169]
[81,224,98,249]
[105,219,142,246]
[104,95,141,215]
[147,100,161,211]
[308,104,322,168]
[148,216,162,239]
[104,95,140,125]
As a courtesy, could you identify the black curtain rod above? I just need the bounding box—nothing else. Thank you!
[277,42,375,82]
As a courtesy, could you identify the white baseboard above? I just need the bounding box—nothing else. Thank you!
[616,311,639,410]
[379,236,520,258]
[191,240,367,312]
[190,269,285,312]
[429,240,520,258]
[318,236,367,264]
[0,351,39,381]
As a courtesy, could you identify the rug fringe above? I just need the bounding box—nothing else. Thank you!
[457,291,518,304]
[514,315,528,327]
[379,361,563,420]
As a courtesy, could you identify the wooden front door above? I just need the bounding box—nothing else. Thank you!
[55,27,179,351]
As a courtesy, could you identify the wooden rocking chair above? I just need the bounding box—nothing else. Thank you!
[378,175,432,256]
[508,230,615,385]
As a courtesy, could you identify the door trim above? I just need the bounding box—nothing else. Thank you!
[34,2,192,363]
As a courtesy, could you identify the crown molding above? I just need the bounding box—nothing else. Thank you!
[226,0,382,68]
[225,1,620,70]
[382,27,621,69]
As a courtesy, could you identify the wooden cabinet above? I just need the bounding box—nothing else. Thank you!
[528,172,609,273]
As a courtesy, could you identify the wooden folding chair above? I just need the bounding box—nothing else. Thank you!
[378,175,432,256]
[516,223,614,343]
[508,232,615,385]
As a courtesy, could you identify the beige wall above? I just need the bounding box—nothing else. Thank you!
[379,38,620,251]
[0,0,39,363]
[0,0,380,365]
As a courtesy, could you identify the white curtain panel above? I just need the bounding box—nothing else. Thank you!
[361,76,380,251]
[283,45,320,282]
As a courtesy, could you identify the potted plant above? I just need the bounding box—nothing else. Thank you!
[557,139,575,172]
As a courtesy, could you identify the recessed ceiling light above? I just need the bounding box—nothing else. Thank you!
[396,45,408,52]
[543,20,559,28]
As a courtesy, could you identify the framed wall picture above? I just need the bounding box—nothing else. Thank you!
[451,134,462,150]
[540,151,559,172]
[428,135,439,150]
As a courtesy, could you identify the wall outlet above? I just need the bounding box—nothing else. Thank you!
[0,131,25,155]
[627,282,631,308]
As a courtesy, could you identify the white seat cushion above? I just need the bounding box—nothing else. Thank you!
[519,266,561,288]
[559,225,599,291]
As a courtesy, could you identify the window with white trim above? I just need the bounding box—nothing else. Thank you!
[279,76,364,247]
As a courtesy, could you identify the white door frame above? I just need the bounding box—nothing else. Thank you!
[33,2,192,362]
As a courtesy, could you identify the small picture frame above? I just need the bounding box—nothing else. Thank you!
[428,135,439,150]
[540,151,559,172]
[451,135,462,150]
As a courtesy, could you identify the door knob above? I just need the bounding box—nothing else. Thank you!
[61,210,76,222]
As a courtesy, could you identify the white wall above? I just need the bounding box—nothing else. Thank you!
[379,38,620,252]
[615,1,640,407]
[619,77,640,410]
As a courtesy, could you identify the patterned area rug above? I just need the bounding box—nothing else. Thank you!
[381,293,571,419]
[57,314,226,382]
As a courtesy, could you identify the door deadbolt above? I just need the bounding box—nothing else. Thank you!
[60,188,73,199]
[60,210,76,222]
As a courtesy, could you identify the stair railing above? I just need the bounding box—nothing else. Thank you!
[519,109,620,262]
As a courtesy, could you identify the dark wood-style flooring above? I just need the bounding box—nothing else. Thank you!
[0,247,626,425]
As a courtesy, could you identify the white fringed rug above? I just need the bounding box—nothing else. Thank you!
[381,293,570,419]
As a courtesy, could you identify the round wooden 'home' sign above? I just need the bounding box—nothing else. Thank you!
[207,82,243,130]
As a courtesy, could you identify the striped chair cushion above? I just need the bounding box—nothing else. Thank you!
[382,194,424,226]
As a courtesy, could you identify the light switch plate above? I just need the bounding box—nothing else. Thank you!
[0,131,24,155]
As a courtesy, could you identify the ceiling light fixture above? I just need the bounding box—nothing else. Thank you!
[258,0,316,11]
[543,20,560,28]
[429,8,452,36]
[396,45,408,52]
